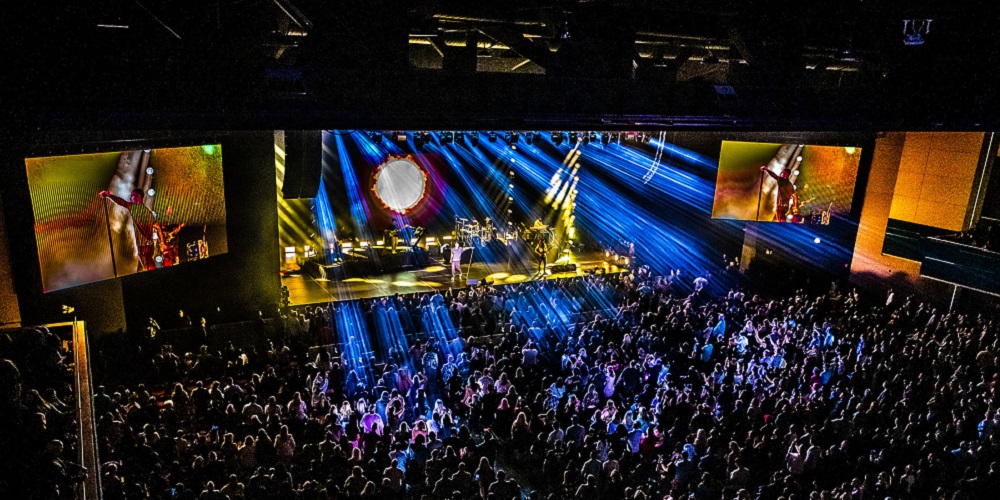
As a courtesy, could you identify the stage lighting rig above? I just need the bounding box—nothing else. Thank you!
[552,132,565,146]
[488,131,498,143]
[569,132,579,145]
[442,131,454,144]
[455,131,465,141]
[524,132,535,144]
[582,133,590,146]
[469,132,480,146]
[367,131,384,141]
[394,132,407,142]
[415,131,431,150]
[505,132,519,145]
[600,133,610,145]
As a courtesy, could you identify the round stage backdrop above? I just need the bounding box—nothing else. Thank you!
[373,156,427,213]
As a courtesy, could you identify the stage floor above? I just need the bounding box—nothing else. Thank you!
[282,251,623,305]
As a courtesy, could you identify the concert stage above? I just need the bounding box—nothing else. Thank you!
[281,250,624,305]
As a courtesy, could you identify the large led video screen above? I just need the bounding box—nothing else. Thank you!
[711,141,862,223]
[26,145,228,292]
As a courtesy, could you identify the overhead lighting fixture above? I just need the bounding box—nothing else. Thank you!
[415,132,428,150]
[552,132,565,146]
[524,132,535,145]
[600,133,610,145]
[488,131,498,143]
[455,131,465,141]
[625,131,637,141]
[903,19,932,46]
[394,132,407,142]
[569,133,579,145]
[469,132,479,147]
[505,132,519,145]
[582,133,590,146]
[441,131,454,144]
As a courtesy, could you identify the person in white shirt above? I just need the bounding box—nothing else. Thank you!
[450,244,467,279]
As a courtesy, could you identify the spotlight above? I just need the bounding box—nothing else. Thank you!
[455,131,465,141]
[441,131,454,144]
[524,132,535,144]
[415,132,427,150]
[552,132,565,146]
[504,132,519,145]
[600,133,610,145]
[589,132,597,143]
[569,133,579,145]
[845,146,856,155]
[488,131,498,143]
[469,132,479,147]
[814,237,822,244]
[582,134,590,146]
[368,131,383,141]
[531,133,541,145]
[625,131,637,141]
[395,132,407,142]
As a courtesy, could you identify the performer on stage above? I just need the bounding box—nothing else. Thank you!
[152,222,185,267]
[99,188,159,270]
[760,166,797,222]
[450,244,468,279]
[535,239,549,275]
[386,223,399,253]
[530,219,551,275]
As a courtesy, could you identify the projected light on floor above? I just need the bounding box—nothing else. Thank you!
[373,155,427,213]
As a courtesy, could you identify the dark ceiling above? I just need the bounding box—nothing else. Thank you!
[3,0,997,131]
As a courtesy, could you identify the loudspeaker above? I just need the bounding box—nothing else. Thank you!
[282,130,322,199]
[550,263,578,274]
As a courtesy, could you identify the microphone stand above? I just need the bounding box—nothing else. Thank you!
[102,196,119,278]
[755,169,765,222]
[464,245,475,282]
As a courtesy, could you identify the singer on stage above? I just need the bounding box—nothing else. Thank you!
[760,166,797,222]
[450,244,468,279]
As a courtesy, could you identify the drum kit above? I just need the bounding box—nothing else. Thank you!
[455,217,501,247]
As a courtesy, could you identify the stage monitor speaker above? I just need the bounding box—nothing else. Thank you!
[282,130,322,199]
[550,263,578,274]
[467,278,479,286]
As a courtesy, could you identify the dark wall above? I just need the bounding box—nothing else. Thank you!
[1,131,281,333]
[0,195,21,327]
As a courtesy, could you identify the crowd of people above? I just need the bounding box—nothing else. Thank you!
[0,326,85,499]
[88,267,1000,499]
[944,218,1000,252]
